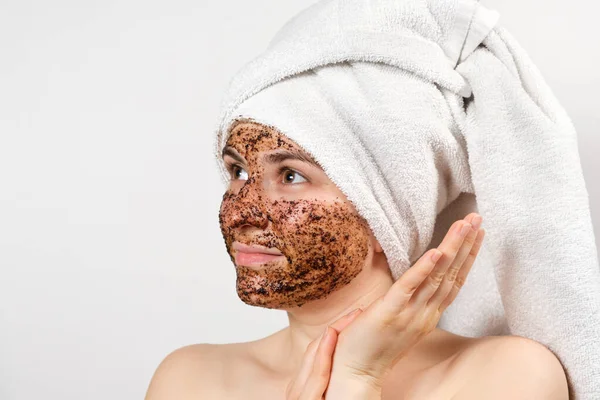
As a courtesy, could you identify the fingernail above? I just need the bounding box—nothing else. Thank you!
[460,223,472,236]
[431,249,443,263]
[471,215,482,230]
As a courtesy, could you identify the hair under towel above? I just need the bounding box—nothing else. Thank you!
[212,0,600,397]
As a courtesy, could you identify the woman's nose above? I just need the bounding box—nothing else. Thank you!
[228,177,269,230]
[230,202,269,230]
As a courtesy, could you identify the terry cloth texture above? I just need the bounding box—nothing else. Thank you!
[212,1,600,398]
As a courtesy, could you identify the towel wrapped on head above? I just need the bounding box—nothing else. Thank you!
[213,0,600,398]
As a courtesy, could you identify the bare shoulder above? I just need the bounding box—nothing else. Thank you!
[451,335,569,400]
[144,330,288,400]
[144,343,237,400]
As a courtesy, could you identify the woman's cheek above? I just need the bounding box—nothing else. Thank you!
[272,199,370,274]
[219,191,372,308]
[218,191,239,258]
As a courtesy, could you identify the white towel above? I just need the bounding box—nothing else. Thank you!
[212,0,600,397]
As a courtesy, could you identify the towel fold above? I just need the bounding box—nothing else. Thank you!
[213,0,600,397]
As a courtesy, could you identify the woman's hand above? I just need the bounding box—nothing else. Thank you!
[285,308,364,400]
[327,213,486,394]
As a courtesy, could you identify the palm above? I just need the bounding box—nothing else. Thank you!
[330,215,485,387]
[286,214,485,400]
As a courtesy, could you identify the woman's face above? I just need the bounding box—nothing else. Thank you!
[218,120,379,309]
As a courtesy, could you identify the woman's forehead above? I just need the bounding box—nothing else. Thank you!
[225,121,308,160]
[227,121,292,144]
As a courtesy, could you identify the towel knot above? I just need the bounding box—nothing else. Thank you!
[440,0,500,97]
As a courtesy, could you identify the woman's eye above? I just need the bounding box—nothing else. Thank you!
[281,168,307,184]
[231,165,248,181]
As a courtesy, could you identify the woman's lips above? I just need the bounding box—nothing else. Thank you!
[232,241,282,255]
[235,251,285,267]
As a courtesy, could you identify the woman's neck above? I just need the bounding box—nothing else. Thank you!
[281,252,394,377]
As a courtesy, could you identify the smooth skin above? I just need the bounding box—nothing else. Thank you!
[330,218,486,389]
[146,221,569,400]
[287,214,569,400]
[288,215,485,399]
[145,122,569,400]
[286,308,364,399]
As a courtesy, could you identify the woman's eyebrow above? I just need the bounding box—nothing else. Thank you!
[221,146,322,169]
[222,146,246,165]
[263,150,322,169]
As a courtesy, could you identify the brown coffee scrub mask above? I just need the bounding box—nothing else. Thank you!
[218,119,376,309]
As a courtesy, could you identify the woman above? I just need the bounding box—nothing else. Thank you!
[144,119,569,399]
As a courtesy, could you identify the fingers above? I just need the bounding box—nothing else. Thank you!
[300,326,337,400]
[381,248,442,315]
[410,215,481,307]
[286,308,363,399]
[329,308,363,334]
[381,213,485,318]
[287,336,322,398]
[424,215,481,307]
[438,228,485,312]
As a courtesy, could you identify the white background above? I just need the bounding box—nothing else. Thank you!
[1,1,598,398]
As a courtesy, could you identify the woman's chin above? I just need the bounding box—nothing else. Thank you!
[236,286,315,309]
